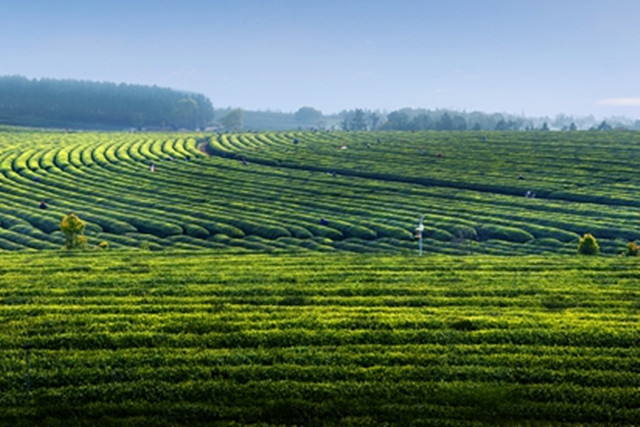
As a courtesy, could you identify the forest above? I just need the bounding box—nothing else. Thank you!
[0,76,214,130]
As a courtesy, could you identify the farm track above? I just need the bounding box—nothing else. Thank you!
[0,129,639,253]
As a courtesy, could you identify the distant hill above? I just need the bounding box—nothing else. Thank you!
[0,76,214,130]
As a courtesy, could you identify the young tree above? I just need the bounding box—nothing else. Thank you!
[577,233,599,255]
[60,213,86,250]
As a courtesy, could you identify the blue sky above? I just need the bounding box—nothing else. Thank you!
[1,0,639,119]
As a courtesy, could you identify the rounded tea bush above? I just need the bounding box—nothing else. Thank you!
[577,233,599,255]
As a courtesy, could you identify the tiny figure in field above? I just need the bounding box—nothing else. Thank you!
[437,153,443,158]
[150,163,157,172]
[339,144,347,150]
[319,218,329,226]
[39,201,47,209]
[293,138,299,145]
[518,174,525,180]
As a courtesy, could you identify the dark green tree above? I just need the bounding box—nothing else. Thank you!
[350,109,367,131]
[294,107,323,124]
[597,121,612,131]
[436,113,453,130]
[384,110,410,130]
[220,108,244,131]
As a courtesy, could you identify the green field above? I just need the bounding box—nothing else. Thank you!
[1,129,640,425]
[0,129,639,254]
[1,251,639,425]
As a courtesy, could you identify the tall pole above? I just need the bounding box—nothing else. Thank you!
[416,216,424,256]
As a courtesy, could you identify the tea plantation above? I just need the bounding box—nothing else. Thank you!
[1,128,640,425]
[1,251,639,425]
[0,128,639,254]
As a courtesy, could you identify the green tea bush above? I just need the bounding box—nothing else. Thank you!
[204,222,245,238]
[183,223,210,238]
[577,233,599,255]
[368,222,414,240]
[477,224,534,243]
[130,217,182,237]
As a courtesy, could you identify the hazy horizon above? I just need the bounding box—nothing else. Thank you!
[1,0,639,120]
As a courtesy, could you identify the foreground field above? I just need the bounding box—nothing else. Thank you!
[1,251,639,425]
[1,129,640,255]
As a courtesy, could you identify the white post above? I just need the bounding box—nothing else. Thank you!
[416,216,424,256]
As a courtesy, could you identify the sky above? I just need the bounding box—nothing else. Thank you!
[1,0,639,119]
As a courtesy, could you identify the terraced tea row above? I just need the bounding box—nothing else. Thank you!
[1,252,638,424]
[0,129,639,254]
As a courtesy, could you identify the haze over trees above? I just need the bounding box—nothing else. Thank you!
[0,76,214,130]
[220,108,244,131]
[215,107,640,132]
[1,75,638,132]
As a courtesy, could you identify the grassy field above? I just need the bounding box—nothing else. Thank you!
[0,129,639,254]
[0,251,639,425]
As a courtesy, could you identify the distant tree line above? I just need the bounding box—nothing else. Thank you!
[336,108,640,132]
[0,76,214,130]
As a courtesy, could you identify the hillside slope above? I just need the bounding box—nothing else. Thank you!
[0,129,638,255]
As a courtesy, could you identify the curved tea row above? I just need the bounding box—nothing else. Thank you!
[0,129,639,253]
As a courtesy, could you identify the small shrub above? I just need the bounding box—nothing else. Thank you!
[627,241,639,256]
[577,233,599,255]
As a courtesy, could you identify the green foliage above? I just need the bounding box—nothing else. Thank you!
[577,233,600,255]
[294,106,323,125]
[220,108,244,131]
[0,129,638,253]
[0,252,638,424]
[60,213,86,250]
[0,75,213,129]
